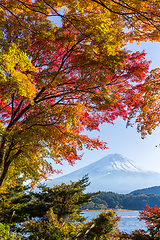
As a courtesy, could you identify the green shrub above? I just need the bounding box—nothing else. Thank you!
[0,223,22,240]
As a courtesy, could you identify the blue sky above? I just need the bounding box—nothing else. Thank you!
[49,41,160,179]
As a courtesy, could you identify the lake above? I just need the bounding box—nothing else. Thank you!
[82,210,147,233]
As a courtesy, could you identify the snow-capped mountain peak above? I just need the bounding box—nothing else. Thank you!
[46,153,160,194]
[106,154,145,172]
[80,154,145,173]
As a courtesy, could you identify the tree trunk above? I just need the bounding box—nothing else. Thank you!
[0,160,11,188]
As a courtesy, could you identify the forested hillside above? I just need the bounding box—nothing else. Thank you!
[129,186,160,195]
[82,191,160,210]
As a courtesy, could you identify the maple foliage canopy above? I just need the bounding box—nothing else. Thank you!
[0,0,159,190]
[139,204,160,238]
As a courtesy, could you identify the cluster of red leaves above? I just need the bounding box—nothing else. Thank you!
[139,204,160,238]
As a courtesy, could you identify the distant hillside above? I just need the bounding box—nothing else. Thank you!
[82,192,160,211]
[129,186,160,195]
[47,154,160,194]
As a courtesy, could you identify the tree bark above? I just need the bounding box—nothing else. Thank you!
[0,160,11,188]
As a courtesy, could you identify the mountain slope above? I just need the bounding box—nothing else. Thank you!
[129,186,160,195]
[46,154,160,194]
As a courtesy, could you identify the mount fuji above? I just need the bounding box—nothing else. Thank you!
[46,154,160,194]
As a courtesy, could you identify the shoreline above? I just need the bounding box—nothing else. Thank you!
[83,209,138,212]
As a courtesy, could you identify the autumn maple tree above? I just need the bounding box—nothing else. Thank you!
[1,0,159,190]
[139,204,160,239]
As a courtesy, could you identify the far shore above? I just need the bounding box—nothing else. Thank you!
[83,208,138,212]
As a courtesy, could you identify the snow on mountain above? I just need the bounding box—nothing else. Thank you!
[46,154,160,194]
[77,153,146,173]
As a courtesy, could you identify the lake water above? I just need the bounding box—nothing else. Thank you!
[82,210,147,233]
